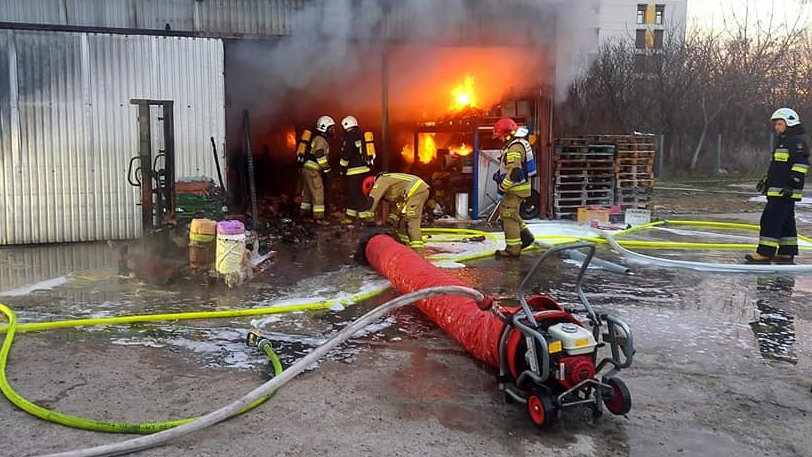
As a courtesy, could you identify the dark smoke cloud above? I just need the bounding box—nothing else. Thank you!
[229,0,599,122]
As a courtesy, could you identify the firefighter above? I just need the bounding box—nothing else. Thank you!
[299,115,334,225]
[366,172,430,250]
[746,108,809,264]
[339,115,373,224]
[491,117,536,257]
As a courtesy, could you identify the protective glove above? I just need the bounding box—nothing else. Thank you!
[755,174,767,195]
[781,188,793,198]
[494,193,504,201]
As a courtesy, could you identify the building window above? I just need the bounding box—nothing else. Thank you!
[634,54,663,74]
[636,29,647,49]
[653,29,664,48]
[637,4,646,24]
[655,4,665,25]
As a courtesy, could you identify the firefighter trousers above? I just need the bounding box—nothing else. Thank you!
[397,187,429,250]
[499,193,526,255]
[757,197,798,256]
[300,168,325,219]
[345,173,372,220]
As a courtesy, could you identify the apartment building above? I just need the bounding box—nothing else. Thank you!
[597,0,689,49]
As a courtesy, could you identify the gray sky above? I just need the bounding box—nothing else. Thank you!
[688,0,810,29]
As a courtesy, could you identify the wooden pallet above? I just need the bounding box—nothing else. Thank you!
[616,186,653,195]
[616,150,655,158]
[616,178,655,187]
[616,157,654,165]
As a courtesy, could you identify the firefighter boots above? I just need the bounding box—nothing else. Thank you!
[745,253,772,264]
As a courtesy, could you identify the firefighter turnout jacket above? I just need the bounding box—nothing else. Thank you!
[496,140,532,198]
[766,125,810,200]
[367,173,430,249]
[367,173,428,214]
[339,129,370,176]
[304,133,331,173]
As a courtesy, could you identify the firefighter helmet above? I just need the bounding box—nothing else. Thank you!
[316,115,336,133]
[771,108,800,127]
[362,175,376,196]
[493,117,518,140]
[341,115,359,131]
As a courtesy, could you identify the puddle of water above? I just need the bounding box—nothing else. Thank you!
[2,225,809,372]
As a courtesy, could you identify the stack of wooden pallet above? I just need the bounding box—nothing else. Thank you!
[553,139,616,220]
[601,135,656,211]
[552,134,656,219]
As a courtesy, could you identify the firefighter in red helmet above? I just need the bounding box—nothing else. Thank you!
[492,117,536,257]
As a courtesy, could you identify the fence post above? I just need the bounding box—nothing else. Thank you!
[716,133,722,174]
[657,134,665,178]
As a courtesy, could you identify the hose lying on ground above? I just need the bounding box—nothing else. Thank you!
[39,285,486,457]
[0,304,283,434]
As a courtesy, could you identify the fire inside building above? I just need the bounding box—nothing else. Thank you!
[228,39,556,227]
[235,43,553,223]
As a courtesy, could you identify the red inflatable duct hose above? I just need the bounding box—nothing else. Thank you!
[364,233,506,368]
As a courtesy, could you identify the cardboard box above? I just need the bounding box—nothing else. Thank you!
[577,206,610,225]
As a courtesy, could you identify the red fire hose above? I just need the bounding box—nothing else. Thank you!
[360,232,505,367]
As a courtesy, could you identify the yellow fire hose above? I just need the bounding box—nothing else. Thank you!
[0,303,283,434]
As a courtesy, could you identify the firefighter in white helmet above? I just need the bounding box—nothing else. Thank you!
[338,115,375,224]
[299,115,335,225]
[746,108,809,263]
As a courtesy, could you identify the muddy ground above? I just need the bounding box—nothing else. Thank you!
[1,178,811,457]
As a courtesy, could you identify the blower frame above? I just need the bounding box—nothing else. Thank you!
[490,242,634,427]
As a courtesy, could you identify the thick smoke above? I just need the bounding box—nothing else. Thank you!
[229,0,600,128]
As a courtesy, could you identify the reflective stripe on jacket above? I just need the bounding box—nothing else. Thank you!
[498,142,531,197]
[339,129,371,176]
[766,126,809,201]
[367,173,429,215]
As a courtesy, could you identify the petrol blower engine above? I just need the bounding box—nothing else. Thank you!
[490,242,633,427]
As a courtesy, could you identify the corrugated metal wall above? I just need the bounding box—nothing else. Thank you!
[0,0,306,36]
[0,30,225,245]
[0,242,118,295]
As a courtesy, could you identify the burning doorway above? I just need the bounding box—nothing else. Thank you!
[224,40,553,221]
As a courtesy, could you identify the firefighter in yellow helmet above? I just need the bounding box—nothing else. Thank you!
[299,115,334,225]
[492,117,536,257]
[366,172,430,250]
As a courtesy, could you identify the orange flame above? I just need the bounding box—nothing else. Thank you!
[449,143,472,157]
[286,130,296,149]
[418,134,437,164]
[401,143,414,164]
[449,75,477,112]
[400,134,438,165]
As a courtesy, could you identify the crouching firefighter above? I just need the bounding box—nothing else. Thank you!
[366,173,430,250]
[746,108,809,264]
[297,115,335,225]
[339,115,376,224]
[492,117,536,257]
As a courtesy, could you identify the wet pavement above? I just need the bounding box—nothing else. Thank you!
[1,182,812,456]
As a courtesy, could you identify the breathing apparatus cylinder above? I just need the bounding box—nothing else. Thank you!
[363,131,376,166]
[296,129,313,167]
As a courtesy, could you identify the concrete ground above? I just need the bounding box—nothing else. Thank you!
[1,179,811,457]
